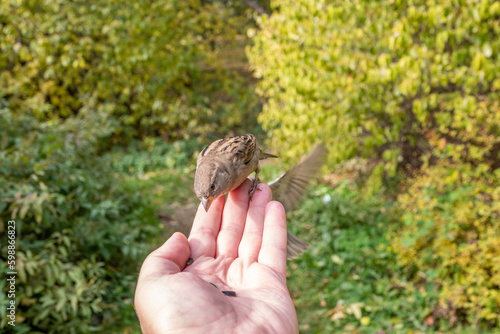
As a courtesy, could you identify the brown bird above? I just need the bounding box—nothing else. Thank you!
[194,134,327,259]
[194,134,277,212]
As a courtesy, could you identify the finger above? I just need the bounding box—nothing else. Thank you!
[216,179,252,258]
[188,195,225,259]
[258,201,287,279]
[238,183,272,262]
[139,232,191,278]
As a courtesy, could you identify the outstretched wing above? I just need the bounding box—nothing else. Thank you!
[268,144,327,212]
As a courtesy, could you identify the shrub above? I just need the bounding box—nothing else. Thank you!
[248,0,500,172]
[249,1,500,329]
[286,183,434,332]
[0,0,261,144]
[0,102,162,332]
[392,163,500,328]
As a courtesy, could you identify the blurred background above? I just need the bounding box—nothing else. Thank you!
[0,0,499,333]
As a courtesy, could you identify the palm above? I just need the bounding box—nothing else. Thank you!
[160,257,295,332]
[135,181,299,334]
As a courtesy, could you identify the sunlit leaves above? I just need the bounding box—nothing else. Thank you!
[0,0,260,143]
[249,0,500,172]
[393,163,500,326]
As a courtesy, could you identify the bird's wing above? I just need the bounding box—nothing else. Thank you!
[231,134,277,164]
[286,231,310,259]
[220,134,257,165]
[198,134,256,165]
[237,134,257,165]
[268,144,327,212]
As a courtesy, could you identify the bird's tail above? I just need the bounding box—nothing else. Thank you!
[258,149,278,160]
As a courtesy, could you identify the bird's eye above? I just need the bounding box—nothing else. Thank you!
[210,183,216,191]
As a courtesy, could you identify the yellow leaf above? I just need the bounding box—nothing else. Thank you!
[346,302,364,319]
[325,305,346,322]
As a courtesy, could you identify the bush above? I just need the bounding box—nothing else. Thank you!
[109,138,198,176]
[0,0,261,144]
[248,0,500,172]
[249,1,500,329]
[286,183,435,333]
[0,102,162,332]
[392,163,500,328]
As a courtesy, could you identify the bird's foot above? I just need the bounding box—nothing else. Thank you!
[249,177,261,200]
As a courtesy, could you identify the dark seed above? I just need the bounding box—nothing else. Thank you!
[222,290,236,297]
[210,282,218,289]
[186,258,194,265]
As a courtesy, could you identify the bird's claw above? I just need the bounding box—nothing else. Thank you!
[249,177,261,200]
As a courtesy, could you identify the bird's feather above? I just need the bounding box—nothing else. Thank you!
[253,144,327,258]
[268,144,327,212]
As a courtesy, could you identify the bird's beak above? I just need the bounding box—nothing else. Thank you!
[201,196,215,212]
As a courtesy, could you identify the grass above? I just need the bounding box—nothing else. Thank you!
[285,183,430,333]
[285,182,495,334]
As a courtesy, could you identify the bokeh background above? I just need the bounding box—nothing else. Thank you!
[1,0,499,333]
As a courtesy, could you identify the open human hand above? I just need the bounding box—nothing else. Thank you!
[134,180,299,333]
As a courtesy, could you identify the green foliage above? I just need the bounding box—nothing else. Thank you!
[248,0,500,172]
[392,163,500,328]
[249,0,500,329]
[287,183,437,333]
[2,0,498,332]
[0,0,261,143]
[0,102,162,332]
[108,138,198,208]
[110,138,198,176]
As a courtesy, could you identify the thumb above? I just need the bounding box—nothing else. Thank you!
[139,232,191,278]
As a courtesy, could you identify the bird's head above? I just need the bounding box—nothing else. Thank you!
[194,163,230,211]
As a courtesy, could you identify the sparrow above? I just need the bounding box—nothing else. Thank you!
[194,134,277,212]
[194,134,327,259]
